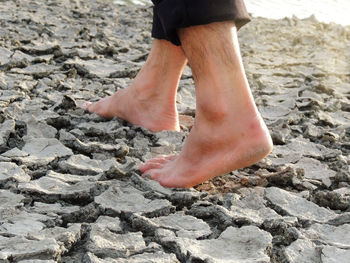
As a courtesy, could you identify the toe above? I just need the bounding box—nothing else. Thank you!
[142,169,160,180]
[81,101,92,109]
[139,162,164,173]
[144,155,177,164]
[140,155,177,173]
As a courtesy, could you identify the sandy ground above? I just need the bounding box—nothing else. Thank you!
[0,0,349,262]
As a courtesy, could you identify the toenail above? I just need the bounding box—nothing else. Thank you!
[81,102,91,109]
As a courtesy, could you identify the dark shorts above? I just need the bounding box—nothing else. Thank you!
[151,0,251,46]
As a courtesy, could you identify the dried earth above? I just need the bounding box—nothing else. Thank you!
[0,0,349,262]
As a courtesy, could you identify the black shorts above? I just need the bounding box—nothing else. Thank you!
[151,0,251,46]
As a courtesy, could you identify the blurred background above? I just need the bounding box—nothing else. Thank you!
[114,0,350,26]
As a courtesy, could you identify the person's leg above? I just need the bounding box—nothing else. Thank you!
[82,39,187,131]
[140,21,273,188]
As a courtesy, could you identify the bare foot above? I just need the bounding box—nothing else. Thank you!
[81,39,187,132]
[81,87,179,132]
[140,112,273,188]
[139,21,273,188]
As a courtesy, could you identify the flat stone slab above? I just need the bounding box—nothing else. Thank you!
[265,187,336,223]
[77,121,121,135]
[18,170,101,202]
[273,137,340,160]
[229,191,282,225]
[0,236,60,262]
[0,47,12,65]
[0,162,30,184]
[59,154,118,175]
[95,184,174,217]
[0,119,15,151]
[84,251,179,263]
[10,63,58,78]
[24,117,57,139]
[65,57,129,78]
[0,214,46,236]
[175,226,272,263]
[19,138,73,165]
[29,202,80,216]
[284,238,320,263]
[291,157,337,187]
[150,212,211,239]
[87,229,146,258]
[0,190,25,219]
[321,246,350,263]
[29,224,82,253]
[302,223,350,248]
[93,216,123,233]
[59,132,129,157]
[18,260,56,263]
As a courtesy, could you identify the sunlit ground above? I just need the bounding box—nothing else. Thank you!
[113,0,350,26]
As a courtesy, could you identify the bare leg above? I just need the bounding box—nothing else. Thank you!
[82,39,187,132]
[140,22,273,188]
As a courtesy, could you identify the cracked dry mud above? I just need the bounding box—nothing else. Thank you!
[0,0,349,262]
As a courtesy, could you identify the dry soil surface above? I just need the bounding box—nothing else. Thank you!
[0,0,349,262]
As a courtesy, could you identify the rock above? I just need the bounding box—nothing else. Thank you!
[176,79,196,114]
[154,130,185,149]
[168,190,207,208]
[284,238,321,263]
[302,223,350,248]
[87,230,146,258]
[0,211,47,236]
[150,212,211,239]
[175,226,272,263]
[24,117,57,139]
[321,246,350,263]
[65,57,130,78]
[265,187,336,223]
[95,183,174,217]
[18,260,56,263]
[59,132,129,158]
[29,202,80,216]
[83,251,179,263]
[0,119,15,152]
[0,47,12,65]
[187,202,235,231]
[0,162,30,185]
[228,191,282,225]
[273,137,340,160]
[18,170,103,203]
[29,224,82,253]
[313,188,350,211]
[131,173,173,197]
[0,236,60,262]
[59,154,118,175]
[92,216,123,233]
[0,190,25,219]
[10,63,58,78]
[291,157,336,187]
[54,95,77,111]
[327,212,350,226]
[2,147,29,159]
[77,121,121,136]
[20,138,73,165]
[113,252,180,263]
[19,43,61,55]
